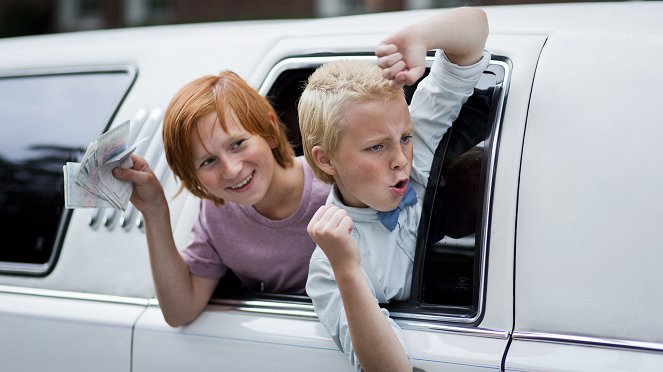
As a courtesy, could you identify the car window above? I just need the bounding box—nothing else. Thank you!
[211,57,510,325]
[0,68,135,274]
[266,67,315,157]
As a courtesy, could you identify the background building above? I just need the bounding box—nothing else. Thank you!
[0,0,615,38]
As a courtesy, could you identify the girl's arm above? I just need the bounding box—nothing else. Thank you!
[113,154,218,326]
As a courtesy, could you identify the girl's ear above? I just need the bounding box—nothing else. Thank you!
[311,145,336,177]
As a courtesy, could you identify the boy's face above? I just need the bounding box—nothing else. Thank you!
[329,96,413,212]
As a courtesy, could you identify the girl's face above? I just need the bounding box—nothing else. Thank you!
[191,109,277,206]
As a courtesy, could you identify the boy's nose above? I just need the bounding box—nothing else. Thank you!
[391,147,408,169]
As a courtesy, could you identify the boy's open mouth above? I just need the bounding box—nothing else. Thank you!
[390,179,408,197]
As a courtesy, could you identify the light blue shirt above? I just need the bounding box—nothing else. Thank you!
[306,50,491,370]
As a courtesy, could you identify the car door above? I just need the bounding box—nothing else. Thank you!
[505,29,663,372]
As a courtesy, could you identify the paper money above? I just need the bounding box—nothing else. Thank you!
[63,120,141,210]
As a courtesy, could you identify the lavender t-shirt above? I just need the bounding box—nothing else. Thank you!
[181,159,331,293]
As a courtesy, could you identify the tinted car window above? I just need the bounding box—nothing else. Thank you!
[0,70,134,273]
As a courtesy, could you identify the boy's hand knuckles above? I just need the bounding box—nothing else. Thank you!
[307,222,323,237]
[332,208,347,218]
[375,42,397,54]
[377,58,389,68]
[382,69,396,80]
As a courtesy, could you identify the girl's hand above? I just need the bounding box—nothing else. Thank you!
[112,154,168,215]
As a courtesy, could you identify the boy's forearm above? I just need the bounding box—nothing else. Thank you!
[335,267,411,371]
[409,7,488,66]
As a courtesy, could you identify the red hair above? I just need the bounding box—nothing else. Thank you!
[163,70,294,204]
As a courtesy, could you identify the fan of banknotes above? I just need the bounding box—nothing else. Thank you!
[63,120,141,210]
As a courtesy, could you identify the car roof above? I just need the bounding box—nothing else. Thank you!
[1,2,661,51]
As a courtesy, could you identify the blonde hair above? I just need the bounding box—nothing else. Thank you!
[298,60,403,184]
[163,70,294,205]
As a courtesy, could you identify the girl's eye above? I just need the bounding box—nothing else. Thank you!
[230,139,246,151]
[401,134,413,143]
[199,157,216,168]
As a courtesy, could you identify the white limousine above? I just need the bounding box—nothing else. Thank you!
[1,2,662,371]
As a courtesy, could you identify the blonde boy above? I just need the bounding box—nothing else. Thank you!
[299,7,490,372]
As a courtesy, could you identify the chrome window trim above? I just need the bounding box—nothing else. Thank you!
[0,284,150,306]
[261,56,365,94]
[0,64,138,276]
[208,298,318,319]
[205,297,510,338]
[470,58,510,324]
[0,64,137,78]
[258,55,432,96]
[397,319,509,339]
[513,331,663,354]
[209,298,510,340]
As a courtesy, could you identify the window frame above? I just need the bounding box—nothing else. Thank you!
[0,64,137,276]
[391,57,511,325]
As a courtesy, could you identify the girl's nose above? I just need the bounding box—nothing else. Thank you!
[219,155,241,179]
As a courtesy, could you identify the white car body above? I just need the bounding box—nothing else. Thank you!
[1,2,662,371]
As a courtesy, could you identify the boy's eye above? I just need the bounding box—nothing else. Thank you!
[401,134,413,143]
[368,144,384,152]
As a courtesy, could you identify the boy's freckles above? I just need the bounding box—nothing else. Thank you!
[330,96,412,211]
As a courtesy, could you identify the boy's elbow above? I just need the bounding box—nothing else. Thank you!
[477,9,489,43]
[464,8,489,61]
[464,7,489,44]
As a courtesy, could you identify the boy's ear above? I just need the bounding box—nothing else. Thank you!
[311,145,336,176]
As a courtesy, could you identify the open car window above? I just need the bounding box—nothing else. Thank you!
[212,56,510,328]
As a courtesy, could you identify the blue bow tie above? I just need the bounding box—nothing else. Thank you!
[376,183,417,231]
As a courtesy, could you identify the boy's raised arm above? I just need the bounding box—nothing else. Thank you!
[376,7,489,87]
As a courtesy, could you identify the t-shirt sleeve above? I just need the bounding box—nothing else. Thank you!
[410,49,491,197]
[180,201,228,279]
